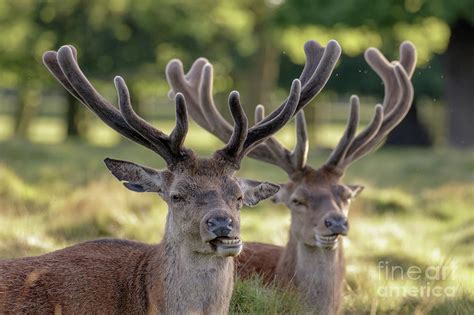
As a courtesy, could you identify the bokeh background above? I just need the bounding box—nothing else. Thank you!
[0,1,473,314]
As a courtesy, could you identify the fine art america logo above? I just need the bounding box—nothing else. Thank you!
[377,261,457,298]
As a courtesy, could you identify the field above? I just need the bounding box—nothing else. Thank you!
[0,120,473,314]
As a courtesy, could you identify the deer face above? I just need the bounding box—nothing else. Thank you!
[104,157,279,257]
[273,168,363,250]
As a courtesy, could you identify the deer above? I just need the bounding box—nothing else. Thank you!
[166,40,416,314]
[0,44,314,314]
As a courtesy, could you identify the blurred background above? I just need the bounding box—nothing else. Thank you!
[0,0,472,147]
[0,0,473,314]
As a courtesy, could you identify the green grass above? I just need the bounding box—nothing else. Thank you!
[1,129,473,314]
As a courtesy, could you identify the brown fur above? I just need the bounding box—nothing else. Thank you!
[0,157,279,314]
[237,166,360,314]
[220,42,414,314]
[235,242,283,284]
[0,239,156,313]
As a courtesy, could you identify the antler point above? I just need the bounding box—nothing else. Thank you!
[58,45,72,54]
[327,39,342,53]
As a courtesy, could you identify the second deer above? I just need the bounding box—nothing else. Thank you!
[167,40,416,314]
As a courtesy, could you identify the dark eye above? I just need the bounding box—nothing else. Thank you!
[291,198,306,207]
[171,194,185,203]
[339,190,352,202]
[334,185,352,202]
[341,194,351,202]
[236,195,243,209]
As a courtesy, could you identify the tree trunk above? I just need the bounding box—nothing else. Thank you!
[65,92,90,138]
[66,92,80,137]
[242,3,279,114]
[243,33,279,113]
[445,19,474,147]
[14,87,39,138]
[385,99,432,146]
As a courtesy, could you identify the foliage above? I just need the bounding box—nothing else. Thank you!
[0,0,463,105]
[275,0,467,65]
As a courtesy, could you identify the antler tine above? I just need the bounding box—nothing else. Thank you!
[290,110,309,171]
[247,105,304,175]
[169,93,189,155]
[43,45,192,166]
[322,43,416,171]
[256,40,341,126]
[325,96,361,167]
[240,79,301,158]
[115,76,169,144]
[43,46,154,149]
[363,42,416,115]
[363,48,398,115]
[248,39,338,174]
[166,58,210,129]
[342,104,384,160]
[214,79,301,162]
[220,91,248,157]
[343,65,413,165]
[115,76,190,162]
[43,47,85,104]
[400,41,417,78]
[199,64,233,139]
[252,105,309,174]
[254,104,265,123]
[299,40,326,85]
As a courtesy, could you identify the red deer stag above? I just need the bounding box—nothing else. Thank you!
[167,40,416,314]
[0,45,304,314]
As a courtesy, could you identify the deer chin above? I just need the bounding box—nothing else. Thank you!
[209,236,242,257]
[315,234,340,250]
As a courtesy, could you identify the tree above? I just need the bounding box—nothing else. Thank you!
[0,0,259,138]
[0,1,51,137]
[274,0,474,147]
[445,19,474,147]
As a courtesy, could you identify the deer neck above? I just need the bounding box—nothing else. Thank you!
[146,215,234,314]
[278,227,345,314]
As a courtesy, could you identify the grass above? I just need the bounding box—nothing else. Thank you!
[0,121,473,313]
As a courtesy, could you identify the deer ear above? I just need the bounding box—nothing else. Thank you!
[347,185,364,198]
[104,158,169,195]
[238,179,280,207]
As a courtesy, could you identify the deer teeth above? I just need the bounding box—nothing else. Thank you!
[316,234,338,243]
[214,238,241,245]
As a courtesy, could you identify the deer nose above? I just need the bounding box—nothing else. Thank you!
[324,215,348,235]
[207,216,233,237]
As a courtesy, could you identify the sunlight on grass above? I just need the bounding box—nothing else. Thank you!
[231,276,304,314]
[0,115,13,140]
[240,204,290,246]
[0,139,473,314]
[0,115,343,150]
[29,117,66,143]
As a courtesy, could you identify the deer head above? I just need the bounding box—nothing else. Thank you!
[255,42,416,250]
[166,40,416,251]
[41,45,305,257]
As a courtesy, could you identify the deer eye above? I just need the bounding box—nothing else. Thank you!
[170,194,185,203]
[291,198,306,207]
[333,185,352,202]
[339,188,352,201]
[236,195,243,208]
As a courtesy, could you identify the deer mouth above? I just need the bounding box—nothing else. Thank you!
[315,234,340,250]
[209,236,242,257]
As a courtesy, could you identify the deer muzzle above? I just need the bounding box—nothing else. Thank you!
[201,210,242,257]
